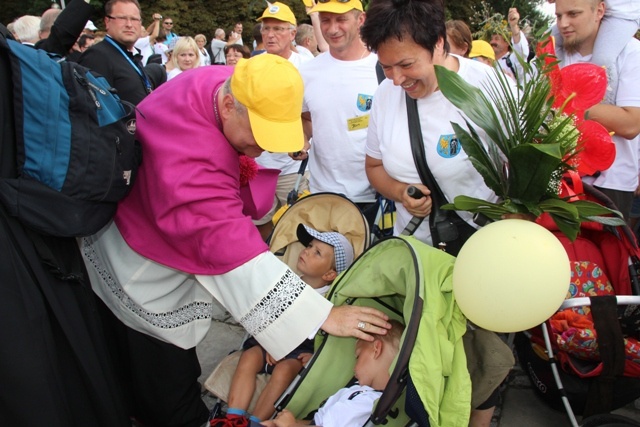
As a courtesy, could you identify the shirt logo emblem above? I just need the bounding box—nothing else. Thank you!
[437,134,460,158]
[356,94,373,112]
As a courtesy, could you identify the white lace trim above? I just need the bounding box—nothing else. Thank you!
[240,269,306,336]
[81,239,213,328]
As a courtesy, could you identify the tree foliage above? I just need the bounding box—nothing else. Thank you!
[2,0,553,46]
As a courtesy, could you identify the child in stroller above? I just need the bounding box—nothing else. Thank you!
[262,320,405,427]
[220,224,355,425]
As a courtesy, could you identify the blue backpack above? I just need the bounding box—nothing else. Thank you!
[0,31,140,237]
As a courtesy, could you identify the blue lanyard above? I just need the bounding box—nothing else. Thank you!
[104,36,152,93]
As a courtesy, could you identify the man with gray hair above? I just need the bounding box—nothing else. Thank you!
[12,15,41,45]
[295,23,318,59]
[208,27,228,64]
[253,1,311,239]
[38,7,61,40]
[35,0,93,56]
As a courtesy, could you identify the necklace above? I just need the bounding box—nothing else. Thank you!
[213,87,222,128]
[359,46,369,60]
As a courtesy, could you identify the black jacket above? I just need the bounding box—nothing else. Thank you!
[35,0,93,57]
[79,36,152,107]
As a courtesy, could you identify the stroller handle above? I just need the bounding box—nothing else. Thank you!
[400,186,426,236]
[559,295,640,310]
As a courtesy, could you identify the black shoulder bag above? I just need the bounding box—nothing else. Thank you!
[405,93,477,256]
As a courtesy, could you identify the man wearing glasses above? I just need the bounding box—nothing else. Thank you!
[79,0,158,126]
[253,1,311,240]
[162,16,178,47]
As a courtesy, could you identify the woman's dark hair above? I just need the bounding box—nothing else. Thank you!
[224,43,250,58]
[360,0,448,55]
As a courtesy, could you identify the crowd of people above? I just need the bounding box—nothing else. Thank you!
[2,0,640,426]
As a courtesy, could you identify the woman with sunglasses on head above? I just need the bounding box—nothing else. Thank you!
[360,0,515,425]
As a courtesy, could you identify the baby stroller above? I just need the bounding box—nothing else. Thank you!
[272,235,513,427]
[204,192,370,417]
[515,182,640,426]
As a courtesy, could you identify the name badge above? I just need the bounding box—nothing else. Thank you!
[347,115,369,132]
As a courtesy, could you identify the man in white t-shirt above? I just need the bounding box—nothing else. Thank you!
[488,8,531,87]
[230,21,244,46]
[299,0,378,224]
[254,2,311,239]
[554,0,640,220]
[134,12,161,65]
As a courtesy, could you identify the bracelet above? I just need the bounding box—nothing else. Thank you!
[584,109,590,121]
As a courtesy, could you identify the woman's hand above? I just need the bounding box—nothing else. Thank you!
[321,305,391,342]
[401,184,432,217]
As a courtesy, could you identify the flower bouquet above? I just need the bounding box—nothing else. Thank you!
[434,35,624,241]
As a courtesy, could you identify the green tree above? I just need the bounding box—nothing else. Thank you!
[2,0,553,46]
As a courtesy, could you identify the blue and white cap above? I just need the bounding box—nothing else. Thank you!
[297,224,355,274]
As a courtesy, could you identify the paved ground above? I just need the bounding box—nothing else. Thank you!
[196,303,640,426]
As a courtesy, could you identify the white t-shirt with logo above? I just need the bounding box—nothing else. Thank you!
[366,56,500,244]
[300,52,379,202]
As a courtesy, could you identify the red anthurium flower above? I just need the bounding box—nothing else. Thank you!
[574,120,616,176]
[553,63,608,115]
[536,36,562,95]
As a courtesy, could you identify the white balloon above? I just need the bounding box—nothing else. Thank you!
[453,219,570,332]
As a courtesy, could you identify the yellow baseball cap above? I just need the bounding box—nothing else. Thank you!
[308,0,363,14]
[469,40,496,61]
[231,54,304,153]
[257,2,297,26]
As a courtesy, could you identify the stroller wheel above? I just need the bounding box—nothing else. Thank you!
[581,414,640,427]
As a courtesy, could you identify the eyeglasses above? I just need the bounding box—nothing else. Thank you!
[317,0,351,3]
[164,21,173,25]
[107,15,142,24]
[260,25,291,34]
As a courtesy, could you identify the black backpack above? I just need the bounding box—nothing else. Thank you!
[0,29,140,237]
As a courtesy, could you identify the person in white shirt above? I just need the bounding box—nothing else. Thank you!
[166,36,200,80]
[295,23,317,59]
[194,33,211,66]
[253,1,311,240]
[210,28,229,64]
[299,0,379,225]
[487,8,530,87]
[553,0,640,221]
[133,12,161,65]
[549,0,640,105]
